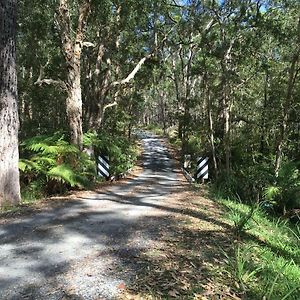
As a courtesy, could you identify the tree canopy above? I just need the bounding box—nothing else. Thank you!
[0,0,299,212]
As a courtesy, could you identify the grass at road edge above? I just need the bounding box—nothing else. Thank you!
[121,186,300,300]
[214,192,300,299]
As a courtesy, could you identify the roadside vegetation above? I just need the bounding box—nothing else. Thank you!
[0,131,139,213]
[215,193,300,299]
[1,0,300,298]
[143,121,300,299]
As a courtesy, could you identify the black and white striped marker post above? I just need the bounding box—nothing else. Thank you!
[97,155,110,178]
[195,157,209,181]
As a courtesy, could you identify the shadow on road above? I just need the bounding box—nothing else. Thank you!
[0,132,233,299]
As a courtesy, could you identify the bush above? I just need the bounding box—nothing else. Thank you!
[215,153,274,204]
[214,156,300,217]
[84,131,138,176]
[19,131,139,200]
[264,161,300,213]
[19,132,96,198]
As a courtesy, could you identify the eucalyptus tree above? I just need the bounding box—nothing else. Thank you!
[0,0,21,205]
[272,3,300,175]
[82,0,170,133]
[35,0,92,149]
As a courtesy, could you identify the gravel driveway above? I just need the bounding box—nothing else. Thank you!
[0,132,185,300]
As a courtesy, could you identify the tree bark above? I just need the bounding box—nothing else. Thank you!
[221,37,235,175]
[260,69,269,154]
[57,0,91,149]
[223,94,231,174]
[206,80,218,175]
[65,71,83,147]
[0,0,21,205]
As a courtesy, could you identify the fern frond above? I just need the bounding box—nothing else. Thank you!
[19,159,42,172]
[47,164,86,188]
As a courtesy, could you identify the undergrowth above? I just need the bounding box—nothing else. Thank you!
[215,194,300,299]
[17,131,138,204]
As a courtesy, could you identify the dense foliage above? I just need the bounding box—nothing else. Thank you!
[18,131,138,200]
[141,1,300,215]
[0,0,298,298]
[14,0,300,213]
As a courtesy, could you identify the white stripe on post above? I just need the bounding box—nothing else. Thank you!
[197,158,207,170]
[97,155,110,178]
[196,157,208,179]
[99,156,109,170]
[98,163,109,177]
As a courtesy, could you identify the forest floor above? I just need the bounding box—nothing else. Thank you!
[0,133,237,300]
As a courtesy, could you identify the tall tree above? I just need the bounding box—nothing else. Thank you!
[274,15,300,176]
[0,0,21,205]
[36,0,91,149]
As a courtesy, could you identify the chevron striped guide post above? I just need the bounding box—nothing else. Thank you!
[97,155,110,179]
[196,157,208,181]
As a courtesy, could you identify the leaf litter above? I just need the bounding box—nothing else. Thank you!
[120,188,242,300]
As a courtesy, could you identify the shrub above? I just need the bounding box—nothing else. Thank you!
[19,132,96,198]
[215,154,274,204]
[84,131,138,176]
[264,161,300,213]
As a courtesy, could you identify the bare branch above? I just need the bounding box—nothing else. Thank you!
[103,101,118,112]
[203,19,215,34]
[102,90,120,114]
[35,78,67,91]
[110,25,175,87]
[83,41,95,48]
[111,53,153,86]
[35,63,67,91]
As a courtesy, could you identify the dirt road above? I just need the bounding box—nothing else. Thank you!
[0,132,186,299]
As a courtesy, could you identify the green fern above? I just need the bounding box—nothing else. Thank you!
[264,161,300,212]
[19,131,137,197]
[264,186,281,204]
[48,164,87,188]
[19,132,96,196]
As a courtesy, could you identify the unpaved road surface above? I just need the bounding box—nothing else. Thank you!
[0,132,186,300]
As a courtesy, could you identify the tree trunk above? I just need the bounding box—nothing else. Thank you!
[0,0,21,205]
[274,52,299,175]
[223,96,231,174]
[159,91,167,135]
[221,38,235,175]
[260,69,269,154]
[207,82,218,175]
[66,69,83,147]
[57,0,91,149]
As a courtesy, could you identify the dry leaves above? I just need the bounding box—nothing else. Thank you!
[119,189,240,300]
